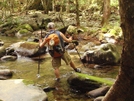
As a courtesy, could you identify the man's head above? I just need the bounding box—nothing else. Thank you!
[47,22,55,29]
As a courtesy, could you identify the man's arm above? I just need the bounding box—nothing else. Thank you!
[39,38,47,48]
[60,32,72,43]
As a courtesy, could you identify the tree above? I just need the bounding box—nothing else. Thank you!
[76,0,80,26]
[101,0,111,26]
[27,0,52,14]
[103,0,134,100]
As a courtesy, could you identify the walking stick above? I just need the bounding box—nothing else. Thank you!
[73,43,86,68]
[35,19,44,78]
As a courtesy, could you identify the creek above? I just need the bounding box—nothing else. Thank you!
[0,35,119,101]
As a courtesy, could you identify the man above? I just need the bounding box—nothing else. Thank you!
[39,22,81,81]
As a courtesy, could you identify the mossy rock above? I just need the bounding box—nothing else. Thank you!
[67,73,114,93]
[23,79,34,85]
[20,24,33,31]
[19,29,30,34]
[66,25,77,34]
[109,29,116,36]
[101,27,107,33]
[20,42,39,50]
[4,28,18,36]
[77,73,114,86]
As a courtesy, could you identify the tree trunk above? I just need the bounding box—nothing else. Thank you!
[103,0,134,101]
[27,0,43,10]
[66,0,70,13]
[27,0,52,13]
[101,0,111,26]
[76,0,80,26]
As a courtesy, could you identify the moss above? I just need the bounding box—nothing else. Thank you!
[109,29,116,36]
[101,27,107,33]
[20,42,39,49]
[76,73,114,86]
[19,29,29,34]
[23,79,34,85]
[20,24,33,31]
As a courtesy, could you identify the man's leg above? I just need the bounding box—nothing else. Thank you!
[70,61,81,73]
[62,51,81,73]
[54,68,60,79]
[52,57,61,81]
[70,61,76,69]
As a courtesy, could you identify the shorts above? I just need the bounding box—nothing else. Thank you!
[52,51,71,69]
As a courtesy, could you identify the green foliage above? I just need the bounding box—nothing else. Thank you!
[111,0,119,7]
[101,27,108,33]
[0,1,7,8]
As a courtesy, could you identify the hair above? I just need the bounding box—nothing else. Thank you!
[47,22,55,29]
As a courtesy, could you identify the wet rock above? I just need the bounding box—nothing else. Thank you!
[27,36,39,42]
[6,41,47,57]
[86,86,110,98]
[67,73,101,93]
[0,46,6,58]
[94,96,104,101]
[32,30,47,39]
[0,79,48,101]
[43,86,56,92]
[81,43,120,65]
[1,55,17,61]
[0,69,13,80]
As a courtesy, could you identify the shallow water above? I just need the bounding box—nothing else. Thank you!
[0,35,119,101]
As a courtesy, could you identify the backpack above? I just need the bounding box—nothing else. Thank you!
[45,31,64,57]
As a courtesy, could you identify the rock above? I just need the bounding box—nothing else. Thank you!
[0,79,48,101]
[67,73,101,93]
[43,86,56,92]
[67,73,114,94]
[81,43,121,65]
[66,25,77,34]
[0,69,13,80]
[1,55,17,61]
[94,96,104,101]
[6,41,47,57]
[86,86,110,98]
[27,36,39,42]
[0,46,6,58]
[32,30,47,39]
[0,40,4,46]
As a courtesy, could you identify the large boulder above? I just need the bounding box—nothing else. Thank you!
[6,41,47,57]
[81,43,121,65]
[67,73,101,93]
[67,73,114,93]
[0,79,48,101]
